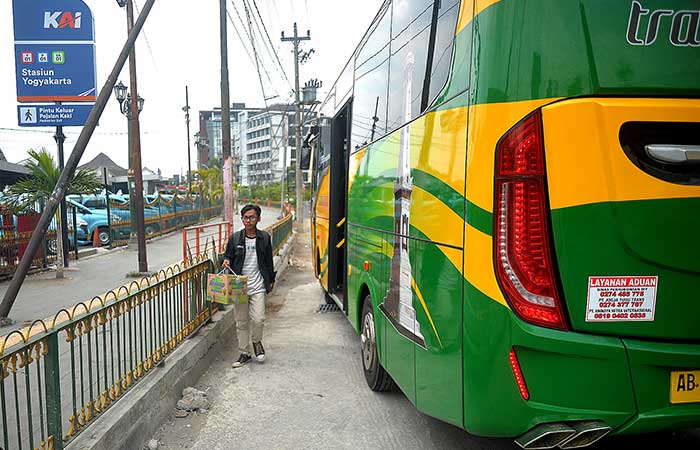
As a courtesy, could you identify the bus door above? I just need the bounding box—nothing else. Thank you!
[328,101,351,310]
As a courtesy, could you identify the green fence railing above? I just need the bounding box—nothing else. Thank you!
[0,256,214,450]
[268,214,293,256]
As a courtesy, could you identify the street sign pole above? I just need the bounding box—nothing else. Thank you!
[1,0,158,321]
[54,124,70,267]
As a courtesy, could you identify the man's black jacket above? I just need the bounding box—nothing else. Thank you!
[223,229,276,293]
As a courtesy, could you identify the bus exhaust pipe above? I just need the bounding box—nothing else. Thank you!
[558,421,611,448]
[515,423,576,449]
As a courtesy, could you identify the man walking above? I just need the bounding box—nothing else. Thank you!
[222,204,276,367]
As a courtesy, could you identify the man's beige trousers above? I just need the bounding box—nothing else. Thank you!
[235,292,266,355]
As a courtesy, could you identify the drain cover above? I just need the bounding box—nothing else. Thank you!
[317,303,340,313]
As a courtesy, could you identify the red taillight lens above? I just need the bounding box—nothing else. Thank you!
[494,110,567,330]
[509,348,529,401]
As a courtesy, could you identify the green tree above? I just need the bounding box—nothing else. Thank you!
[5,148,101,278]
[195,166,223,201]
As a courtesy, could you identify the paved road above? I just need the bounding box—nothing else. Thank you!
[0,207,282,450]
[0,206,279,336]
[151,229,700,450]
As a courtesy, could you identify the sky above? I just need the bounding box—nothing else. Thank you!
[0,0,382,178]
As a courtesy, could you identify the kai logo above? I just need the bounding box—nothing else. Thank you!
[43,11,82,29]
[626,1,700,47]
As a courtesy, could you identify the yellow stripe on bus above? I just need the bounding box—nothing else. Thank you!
[411,186,463,249]
[411,108,467,198]
[457,0,503,34]
[411,276,443,349]
[464,223,508,308]
[466,98,561,213]
[543,98,700,209]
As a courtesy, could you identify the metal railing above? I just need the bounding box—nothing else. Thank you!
[181,213,293,264]
[268,214,293,255]
[182,222,232,264]
[106,195,222,248]
[0,256,214,450]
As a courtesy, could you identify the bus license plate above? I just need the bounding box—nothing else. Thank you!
[670,370,700,404]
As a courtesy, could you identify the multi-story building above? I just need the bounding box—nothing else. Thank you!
[198,102,313,188]
[198,103,260,183]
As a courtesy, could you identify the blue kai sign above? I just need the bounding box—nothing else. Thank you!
[17,103,95,127]
[13,0,97,103]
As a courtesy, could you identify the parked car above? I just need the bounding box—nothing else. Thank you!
[68,194,163,237]
[46,215,87,255]
[67,199,130,246]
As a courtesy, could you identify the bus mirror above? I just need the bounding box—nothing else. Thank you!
[300,144,311,170]
[300,125,319,171]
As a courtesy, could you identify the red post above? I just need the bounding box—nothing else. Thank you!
[195,228,201,258]
[182,228,187,263]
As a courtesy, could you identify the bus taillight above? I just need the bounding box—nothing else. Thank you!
[494,110,567,331]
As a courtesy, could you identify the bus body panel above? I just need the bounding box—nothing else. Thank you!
[346,103,468,424]
[543,98,700,340]
[459,0,700,437]
[310,0,700,441]
[313,166,331,291]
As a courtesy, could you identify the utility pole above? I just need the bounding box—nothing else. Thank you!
[282,23,310,232]
[219,0,233,224]
[0,0,156,322]
[126,0,148,273]
[279,114,288,218]
[183,85,192,192]
[54,125,68,273]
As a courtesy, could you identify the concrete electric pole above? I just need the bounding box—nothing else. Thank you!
[183,85,192,192]
[219,0,233,224]
[126,0,148,273]
[282,23,310,232]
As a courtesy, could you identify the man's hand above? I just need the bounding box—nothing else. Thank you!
[222,258,231,269]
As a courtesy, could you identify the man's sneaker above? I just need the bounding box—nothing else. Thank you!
[253,342,265,362]
[232,353,251,368]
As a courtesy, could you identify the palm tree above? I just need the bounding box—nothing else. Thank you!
[195,166,224,203]
[5,148,101,278]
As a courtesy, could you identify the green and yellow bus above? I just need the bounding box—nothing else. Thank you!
[306,0,700,447]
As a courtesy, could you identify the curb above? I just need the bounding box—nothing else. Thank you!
[66,305,238,450]
[65,232,296,450]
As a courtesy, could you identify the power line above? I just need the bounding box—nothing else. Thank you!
[226,9,257,69]
[244,1,286,95]
[230,0,274,85]
[251,0,292,89]
[133,0,159,72]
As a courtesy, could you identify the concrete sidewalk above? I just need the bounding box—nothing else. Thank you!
[0,206,279,335]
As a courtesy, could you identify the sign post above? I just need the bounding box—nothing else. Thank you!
[13,0,97,266]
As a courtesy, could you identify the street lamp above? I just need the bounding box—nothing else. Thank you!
[194,132,209,169]
[116,0,148,274]
[183,86,192,192]
[114,81,144,117]
[113,79,144,250]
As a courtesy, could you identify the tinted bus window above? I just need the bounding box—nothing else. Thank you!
[352,4,391,150]
[428,0,460,105]
[388,0,433,130]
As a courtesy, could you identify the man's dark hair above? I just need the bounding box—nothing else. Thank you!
[241,204,261,218]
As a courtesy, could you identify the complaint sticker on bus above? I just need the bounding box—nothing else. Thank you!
[585,276,658,322]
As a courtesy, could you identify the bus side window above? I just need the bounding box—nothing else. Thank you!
[387,0,434,130]
[352,3,391,150]
[427,0,461,106]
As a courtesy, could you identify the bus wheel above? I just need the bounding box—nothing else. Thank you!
[361,296,393,391]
